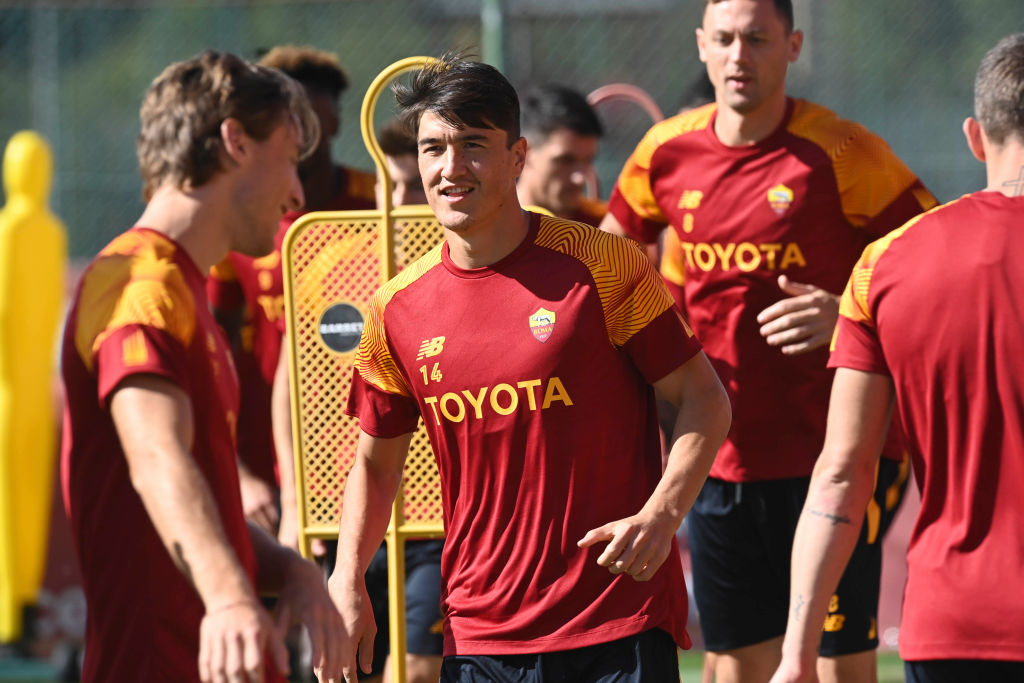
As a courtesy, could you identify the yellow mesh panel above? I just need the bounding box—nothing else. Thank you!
[282,208,446,552]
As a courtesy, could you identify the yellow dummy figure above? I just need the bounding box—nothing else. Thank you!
[0,131,67,642]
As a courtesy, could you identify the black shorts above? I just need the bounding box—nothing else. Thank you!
[440,629,679,683]
[688,456,907,654]
[904,659,1024,683]
[364,539,445,676]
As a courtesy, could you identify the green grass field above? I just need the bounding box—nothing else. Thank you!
[679,650,906,682]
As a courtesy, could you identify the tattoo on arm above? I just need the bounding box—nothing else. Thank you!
[793,593,806,620]
[807,508,853,526]
[173,541,195,585]
[1002,166,1024,196]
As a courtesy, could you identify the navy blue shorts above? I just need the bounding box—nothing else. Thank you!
[364,539,445,675]
[905,659,1024,683]
[688,457,907,654]
[440,629,679,683]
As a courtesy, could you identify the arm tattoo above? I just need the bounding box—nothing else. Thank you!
[173,541,195,585]
[1002,166,1024,196]
[793,593,806,620]
[806,508,853,526]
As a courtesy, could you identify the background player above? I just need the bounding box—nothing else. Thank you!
[516,83,607,224]
[60,50,344,682]
[772,32,1024,683]
[361,118,444,683]
[205,45,377,550]
[329,53,732,683]
[600,1,936,680]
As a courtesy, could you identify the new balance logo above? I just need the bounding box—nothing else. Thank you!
[678,190,703,210]
[416,336,446,360]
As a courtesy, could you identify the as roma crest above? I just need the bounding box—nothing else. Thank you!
[767,183,794,215]
[529,307,556,343]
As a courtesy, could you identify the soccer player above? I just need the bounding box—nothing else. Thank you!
[517,83,607,224]
[600,1,937,681]
[328,54,732,683]
[377,118,429,207]
[60,51,345,682]
[771,33,1024,683]
[205,45,377,549]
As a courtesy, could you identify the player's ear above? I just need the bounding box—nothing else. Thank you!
[696,28,709,63]
[788,29,804,62]
[510,136,527,176]
[220,118,249,166]
[962,117,987,163]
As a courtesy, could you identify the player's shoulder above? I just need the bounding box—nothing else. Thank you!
[75,229,198,356]
[858,195,964,272]
[632,103,716,165]
[575,196,609,225]
[787,99,894,161]
[534,213,649,274]
[341,164,378,205]
[370,240,446,313]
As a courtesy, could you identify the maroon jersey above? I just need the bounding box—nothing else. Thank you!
[830,192,1024,662]
[608,99,937,482]
[207,165,376,486]
[60,229,277,682]
[347,214,702,655]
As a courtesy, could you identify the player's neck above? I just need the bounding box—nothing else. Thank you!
[713,93,789,147]
[985,143,1024,198]
[300,154,340,211]
[136,184,229,274]
[445,202,531,270]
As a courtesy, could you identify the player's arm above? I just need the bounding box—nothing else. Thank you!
[578,350,731,581]
[248,522,345,682]
[110,373,287,682]
[770,368,894,683]
[238,460,280,534]
[327,428,414,682]
[272,341,300,550]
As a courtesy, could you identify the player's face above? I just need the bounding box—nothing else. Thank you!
[521,128,598,217]
[299,90,338,177]
[417,110,526,234]
[697,0,802,115]
[232,117,304,257]
[385,153,427,206]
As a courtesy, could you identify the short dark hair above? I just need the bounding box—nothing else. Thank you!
[258,44,349,99]
[520,84,603,144]
[974,33,1024,145]
[137,50,318,199]
[378,118,418,158]
[394,53,520,147]
[705,0,793,32]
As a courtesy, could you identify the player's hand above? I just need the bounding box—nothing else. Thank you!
[577,511,677,582]
[276,556,346,683]
[769,653,817,683]
[757,275,839,355]
[198,598,287,683]
[277,501,299,551]
[326,572,376,683]
[239,470,280,534]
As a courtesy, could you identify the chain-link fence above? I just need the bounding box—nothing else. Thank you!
[0,0,1020,259]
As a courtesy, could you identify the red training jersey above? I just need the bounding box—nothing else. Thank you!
[829,192,1024,662]
[347,213,702,655]
[206,166,376,486]
[608,99,937,482]
[60,229,276,682]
